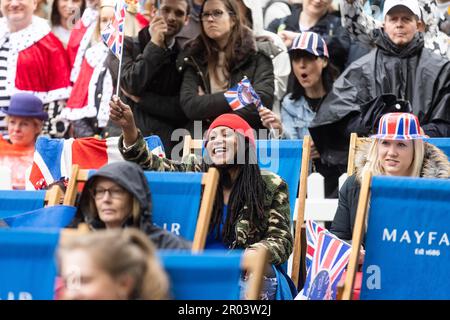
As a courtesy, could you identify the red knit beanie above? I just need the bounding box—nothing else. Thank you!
[206,114,256,146]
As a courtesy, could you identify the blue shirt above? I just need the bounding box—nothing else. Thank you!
[205,205,228,249]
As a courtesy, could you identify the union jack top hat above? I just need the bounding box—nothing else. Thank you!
[371,113,425,140]
[289,32,329,58]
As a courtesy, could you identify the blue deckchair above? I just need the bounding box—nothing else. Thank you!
[342,173,450,300]
[2,205,76,228]
[64,165,219,251]
[0,186,62,219]
[257,139,303,219]
[159,248,268,300]
[0,229,60,300]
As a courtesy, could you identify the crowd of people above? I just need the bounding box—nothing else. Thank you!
[0,0,449,300]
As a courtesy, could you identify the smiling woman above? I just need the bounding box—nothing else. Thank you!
[330,113,450,242]
[73,161,192,250]
[109,97,295,299]
[0,93,46,189]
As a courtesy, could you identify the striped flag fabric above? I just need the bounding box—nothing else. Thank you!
[305,220,326,271]
[297,223,351,300]
[101,0,127,59]
[224,77,263,111]
[28,136,165,190]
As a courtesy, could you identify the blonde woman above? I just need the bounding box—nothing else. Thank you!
[331,112,450,241]
[59,228,169,300]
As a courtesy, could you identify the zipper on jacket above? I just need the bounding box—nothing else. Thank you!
[188,56,211,94]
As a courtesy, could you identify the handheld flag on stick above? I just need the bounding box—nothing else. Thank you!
[224,77,279,138]
[101,0,127,96]
[296,222,351,300]
[224,76,263,111]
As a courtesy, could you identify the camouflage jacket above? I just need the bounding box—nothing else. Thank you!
[119,132,293,265]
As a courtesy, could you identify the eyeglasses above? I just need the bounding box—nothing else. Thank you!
[91,187,127,199]
[200,9,233,21]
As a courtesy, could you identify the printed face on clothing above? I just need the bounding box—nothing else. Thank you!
[1,0,37,29]
[206,126,239,166]
[302,0,332,18]
[201,0,236,47]
[7,116,41,148]
[384,7,421,47]
[60,249,133,300]
[158,0,189,38]
[377,139,414,177]
[99,5,115,34]
[57,0,84,21]
[92,177,133,229]
[291,51,327,91]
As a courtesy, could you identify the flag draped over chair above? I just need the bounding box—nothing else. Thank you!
[28,136,165,190]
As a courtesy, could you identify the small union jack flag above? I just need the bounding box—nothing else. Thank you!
[224,77,263,111]
[101,0,127,59]
[305,220,325,271]
[297,226,351,300]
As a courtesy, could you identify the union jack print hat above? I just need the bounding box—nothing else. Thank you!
[371,113,425,140]
[289,32,329,58]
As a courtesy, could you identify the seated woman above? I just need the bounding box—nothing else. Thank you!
[109,96,294,300]
[58,228,169,300]
[0,93,47,189]
[73,161,191,250]
[331,112,450,241]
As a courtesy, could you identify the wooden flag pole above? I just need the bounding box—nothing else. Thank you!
[114,0,126,97]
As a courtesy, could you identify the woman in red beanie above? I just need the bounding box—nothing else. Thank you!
[110,96,294,300]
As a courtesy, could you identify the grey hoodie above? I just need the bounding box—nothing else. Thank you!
[76,161,191,250]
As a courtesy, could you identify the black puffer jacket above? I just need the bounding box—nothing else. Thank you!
[75,161,192,250]
[176,27,275,136]
[330,140,450,241]
[120,28,188,157]
[309,32,450,168]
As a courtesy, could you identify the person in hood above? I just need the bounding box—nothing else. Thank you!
[109,96,294,300]
[308,0,450,179]
[74,160,192,250]
[331,112,450,242]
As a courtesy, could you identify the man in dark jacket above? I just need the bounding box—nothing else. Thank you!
[309,0,450,170]
[120,0,190,159]
[75,161,192,250]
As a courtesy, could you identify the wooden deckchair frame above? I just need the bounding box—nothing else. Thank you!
[340,170,372,300]
[241,246,269,300]
[291,135,311,288]
[182,134,203,159]
[63,164,219,251]
[44,185,64,206]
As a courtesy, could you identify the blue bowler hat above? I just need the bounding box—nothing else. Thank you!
[4,93,48,121]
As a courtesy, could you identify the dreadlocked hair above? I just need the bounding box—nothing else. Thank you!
[207,134,266,246]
